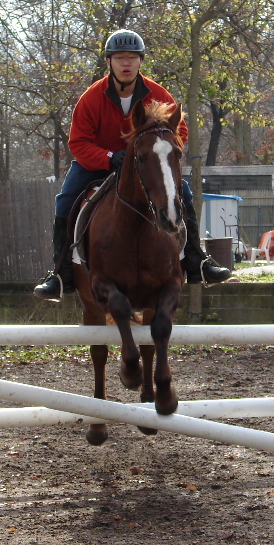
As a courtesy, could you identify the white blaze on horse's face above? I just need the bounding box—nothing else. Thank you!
[153,137,177,224]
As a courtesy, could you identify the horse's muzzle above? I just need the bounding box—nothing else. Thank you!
[158,204,183,233]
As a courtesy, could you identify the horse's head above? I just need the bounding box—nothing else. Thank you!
[127,100,185,234]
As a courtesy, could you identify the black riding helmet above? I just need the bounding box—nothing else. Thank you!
[105,29,145,92]
[105,29,145,58]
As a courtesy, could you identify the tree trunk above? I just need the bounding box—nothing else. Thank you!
[234,116,251,165]
[187,22,203,222]
[0,106,9,183]
[186,20,203,323]
[54,121,60,181]
[187,283,202,324]
[206,101,223,166]
[233,67,251,165]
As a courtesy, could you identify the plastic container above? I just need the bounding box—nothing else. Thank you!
[205,237,233,271]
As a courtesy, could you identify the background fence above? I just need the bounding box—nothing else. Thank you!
[0,179,273,282]
[238,204,274,248]
[0,179,61,282]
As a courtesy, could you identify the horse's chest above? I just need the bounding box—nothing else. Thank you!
[97,228,178,289]
[139,258,178,287]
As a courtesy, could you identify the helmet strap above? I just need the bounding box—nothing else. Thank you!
[109,59,138,92]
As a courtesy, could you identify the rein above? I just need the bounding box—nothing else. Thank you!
[115,127,176,230]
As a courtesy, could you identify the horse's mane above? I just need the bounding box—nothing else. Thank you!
[125,100,184,147]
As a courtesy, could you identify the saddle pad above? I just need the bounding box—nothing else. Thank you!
[72,173,116,265]
[72,187,100,265]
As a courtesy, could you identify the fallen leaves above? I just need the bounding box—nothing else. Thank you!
[131,467,143,475]
[177,482,198,491]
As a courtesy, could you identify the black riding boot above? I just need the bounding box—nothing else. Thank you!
[184,204,231,285]
[33,216,75,301]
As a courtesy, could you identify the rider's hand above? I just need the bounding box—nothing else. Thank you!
[110,149,126,170]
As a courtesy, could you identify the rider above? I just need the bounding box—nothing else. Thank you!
[34,29,230,301]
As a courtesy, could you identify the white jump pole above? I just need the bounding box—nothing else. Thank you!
[0,407,96,428]
[0,397,273,429]
[0,324,274,346]
[0,380,273,451]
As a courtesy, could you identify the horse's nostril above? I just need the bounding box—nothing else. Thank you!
[159,207,168,221]
[158,207,179,233]
[159,207,170,225]
[177,206,183,225]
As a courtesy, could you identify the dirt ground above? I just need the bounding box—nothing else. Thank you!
[0,343,273,545]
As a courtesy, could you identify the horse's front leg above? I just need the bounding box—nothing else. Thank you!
[138,308,158,436]
[140,308,155,403]
[151,280,181,415]
[92,278,143,390]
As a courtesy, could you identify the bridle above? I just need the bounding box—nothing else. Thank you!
[115,126,180,230]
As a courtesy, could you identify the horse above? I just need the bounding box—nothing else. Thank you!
[73,99,187,446]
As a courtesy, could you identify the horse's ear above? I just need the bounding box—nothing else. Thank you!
[131,99,147,129]
[169,103,182,130]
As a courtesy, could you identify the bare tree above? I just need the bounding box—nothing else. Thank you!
[0,0,139,180]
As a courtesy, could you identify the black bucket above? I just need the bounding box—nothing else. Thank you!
[205,237,233,271]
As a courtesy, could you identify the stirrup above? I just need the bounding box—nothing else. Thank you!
[200,255,221,289]
[36,272,64,302]
[48,273,64,302]
[52,273,64,302]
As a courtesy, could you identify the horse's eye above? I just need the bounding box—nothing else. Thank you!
[137,154,146,164]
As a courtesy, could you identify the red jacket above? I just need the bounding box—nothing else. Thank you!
[69,73,188,171]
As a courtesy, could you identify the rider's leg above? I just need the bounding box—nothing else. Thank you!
[182,180,231,284]
[33,216,74,301]
[33,162,109,301]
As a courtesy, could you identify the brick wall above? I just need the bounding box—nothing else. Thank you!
[0,283,273,327]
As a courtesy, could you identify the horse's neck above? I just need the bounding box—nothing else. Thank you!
[118,173,148,221]
[118,149,146,207]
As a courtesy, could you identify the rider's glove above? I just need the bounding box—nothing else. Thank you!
[110,149,126,170]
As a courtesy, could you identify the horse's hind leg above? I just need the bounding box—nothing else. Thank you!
[151,282,181,415]
[93,278,143,390]
[86,344,109,446]
[80,298,109,446]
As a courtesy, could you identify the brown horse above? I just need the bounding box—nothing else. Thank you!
[73,100,186,445]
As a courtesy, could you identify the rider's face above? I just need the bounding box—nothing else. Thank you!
[107,53,143,85]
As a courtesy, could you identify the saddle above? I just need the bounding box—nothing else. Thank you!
[68,172,116,264]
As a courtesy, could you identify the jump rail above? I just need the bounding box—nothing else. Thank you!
[0,324,274,345]
[1,324,273,451]
[1,397,273,427]
[0,380,273,452]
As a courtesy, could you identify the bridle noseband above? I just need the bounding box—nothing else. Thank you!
[116,126,179,230]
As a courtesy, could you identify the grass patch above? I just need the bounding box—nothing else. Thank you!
[233,261,274,282]
[235,272,274,283]
[0,345,126,368]
[234,261,271,270]
[0,345,91,366]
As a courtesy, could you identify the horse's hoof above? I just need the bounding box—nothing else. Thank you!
[138,426,158,436]
[86,425,108,446]
[119,361,143,390]
[155,387,178,415]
